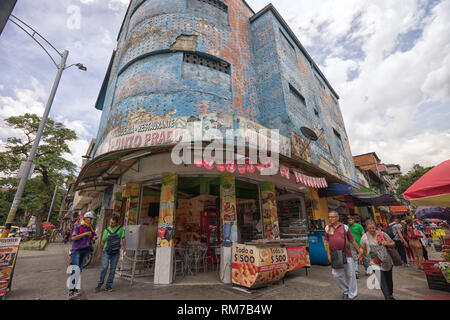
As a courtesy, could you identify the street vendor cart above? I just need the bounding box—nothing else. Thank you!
[231,238,310,289]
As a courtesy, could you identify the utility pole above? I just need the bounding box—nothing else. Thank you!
[0,15,86,238]
[46,185,58,223]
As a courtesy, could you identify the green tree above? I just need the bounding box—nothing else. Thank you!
[396,164,434,200]
[0,113,77,236]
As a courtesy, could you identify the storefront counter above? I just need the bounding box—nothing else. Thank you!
[231,239,310,288]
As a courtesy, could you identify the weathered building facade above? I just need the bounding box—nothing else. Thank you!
[75,0,359,285]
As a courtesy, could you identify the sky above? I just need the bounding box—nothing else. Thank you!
[0,0,449,175]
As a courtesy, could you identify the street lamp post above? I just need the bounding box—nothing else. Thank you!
[0,15,86,238]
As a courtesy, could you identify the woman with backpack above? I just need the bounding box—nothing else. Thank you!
[95,216,126,292]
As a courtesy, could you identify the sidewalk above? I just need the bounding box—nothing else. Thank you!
[5,243,450,300]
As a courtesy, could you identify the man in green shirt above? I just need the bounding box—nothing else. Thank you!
[347,216,369,278]
[95,216,126,292]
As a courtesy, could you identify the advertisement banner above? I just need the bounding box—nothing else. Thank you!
[220,172,237,247]
[261,181,280,239]
[232,244,288,288]
[0,237,21,298]
[157,173,178,248]
[123,183,140,226]
[286,245,310,271]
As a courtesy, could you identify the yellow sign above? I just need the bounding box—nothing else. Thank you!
[0,237,21,298]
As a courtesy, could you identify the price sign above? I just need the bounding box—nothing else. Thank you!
[0,237,21,298]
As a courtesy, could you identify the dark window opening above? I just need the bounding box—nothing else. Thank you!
[314,74,325,90]
[183,53,231,75]
[289,84,306,106]
[333,128,344,149]
[197,0,228,13]
[314,108,319,117]
[280,29,295,52]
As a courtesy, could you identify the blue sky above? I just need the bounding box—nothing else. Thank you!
[0,0,449,174]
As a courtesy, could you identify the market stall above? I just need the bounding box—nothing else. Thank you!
[231,238,310,288]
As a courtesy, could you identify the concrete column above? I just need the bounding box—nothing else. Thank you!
[219,172,237,284]
[154,173,178,284]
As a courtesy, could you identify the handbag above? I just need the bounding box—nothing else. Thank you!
[330,225,347,269]
[378,232,403,266]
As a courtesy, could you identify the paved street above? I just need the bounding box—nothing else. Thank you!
[5,243,450,300]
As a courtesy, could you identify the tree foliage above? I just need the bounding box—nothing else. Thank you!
[396,164,434,199]
[0,113,77,234]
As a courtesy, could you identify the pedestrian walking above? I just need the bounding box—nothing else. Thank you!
[68,212,97,299]
[406,221,424,271]
[359,219,397,300]
[347,216,370,278]
[389,218,408,265]
[325,211,360,300]
[95,216,126,292]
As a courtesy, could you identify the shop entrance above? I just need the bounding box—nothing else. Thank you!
[236,179,263,243]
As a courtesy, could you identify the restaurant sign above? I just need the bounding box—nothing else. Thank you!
[0,237,21,298]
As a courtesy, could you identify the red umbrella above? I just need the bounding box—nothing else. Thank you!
[403,160,450,206]
[42,222,56,228]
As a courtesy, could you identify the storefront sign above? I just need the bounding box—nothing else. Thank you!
[157,173,178,248]
[261,181,280,239]
[232,244,288,288]
[220,172,237,247]
[0,237,21,298]
[286,246,310,271]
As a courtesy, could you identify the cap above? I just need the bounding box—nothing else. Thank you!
[83,212,95,219]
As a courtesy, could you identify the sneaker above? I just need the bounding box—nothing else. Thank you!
[95,285,102,293]
[105,286,113,292]
[348,296,357,300]
[342,293,348,300]
[67,290,75,300]
[73,289,81,297]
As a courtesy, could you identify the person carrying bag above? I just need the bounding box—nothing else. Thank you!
[324,211,360,300]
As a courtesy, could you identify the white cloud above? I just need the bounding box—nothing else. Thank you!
[64,138,91,169]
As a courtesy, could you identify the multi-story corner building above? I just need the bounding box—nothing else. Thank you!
[74,0,358,285]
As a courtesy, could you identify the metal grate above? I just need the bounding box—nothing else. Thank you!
[183,53,231,75]
[197,0,228,13]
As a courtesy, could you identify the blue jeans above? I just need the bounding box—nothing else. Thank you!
[351,246,369,275]
[98,251,120,288]
[70,247,90,289]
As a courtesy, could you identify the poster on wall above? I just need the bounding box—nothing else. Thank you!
[261,181,280,239]
[0,237,21,298]
[220,172,237,247]
[123,183,140,226]
[232,243,288,288]
[157,173,178,248]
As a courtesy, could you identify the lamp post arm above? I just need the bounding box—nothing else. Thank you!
[8,14,62,68]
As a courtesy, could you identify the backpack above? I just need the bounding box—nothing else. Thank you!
[383,224,396,240]
[105,226,122,255]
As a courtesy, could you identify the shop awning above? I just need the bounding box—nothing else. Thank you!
[414,206,450,220]
[74,146,172,191]
[351,194,402,206]
[318,183,353,197]
[390,205,409,213]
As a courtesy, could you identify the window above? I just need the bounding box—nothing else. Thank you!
[333,129,343,149]
[183,53,231,75]
[197,0,228,13]
[289,84,306,106]
[314,108,319,117]
[279,29,295,52]
[314,74,325,90]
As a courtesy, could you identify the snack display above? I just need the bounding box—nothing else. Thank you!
[232,243,288,288]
